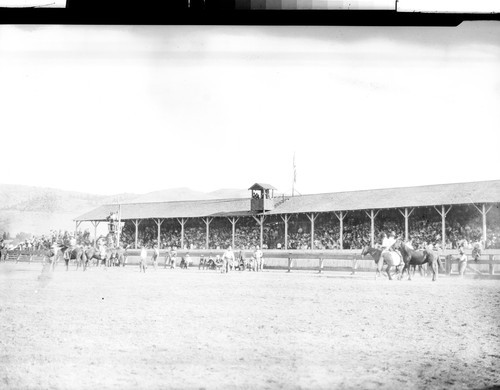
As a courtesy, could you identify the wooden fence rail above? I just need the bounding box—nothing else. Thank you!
[2,249,499,275]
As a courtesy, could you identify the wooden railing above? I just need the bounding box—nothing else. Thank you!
[112,248,500,275]
[2,248,498,276]
[2,250,48,263]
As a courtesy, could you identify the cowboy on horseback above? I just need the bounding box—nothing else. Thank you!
[379,231,397,257]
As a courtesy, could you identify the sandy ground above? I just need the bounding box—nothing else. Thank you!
[0,262,499,390]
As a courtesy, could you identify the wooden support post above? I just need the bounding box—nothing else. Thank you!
[132,219,141,249]
[227,217,239,249]
[155,219,164,249]
[116,204,122,248]
[203,217,213,249]
[280,214,290,250]
[261,216,264,249]
[472,203,492,246]
[252,215,266,249]
[306,213,318,250]
[365,210,380,247]
[398,208,414,241]
[75,221,82,236]
[334,211,347,250]
[177,218,188,249]
[434,205,452,249]
[91,221,100,248]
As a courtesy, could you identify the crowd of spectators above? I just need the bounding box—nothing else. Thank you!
[5,229,93,251]
[117,207,500,250]
[5,207,498,252]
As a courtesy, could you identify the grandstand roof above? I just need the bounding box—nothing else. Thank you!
[267,179,500,215]
[75,198,251,222]
[75,180,500,221]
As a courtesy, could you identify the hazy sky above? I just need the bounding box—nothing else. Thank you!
[1,22,499,196]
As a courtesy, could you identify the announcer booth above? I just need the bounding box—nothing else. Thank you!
[249,183,276,212]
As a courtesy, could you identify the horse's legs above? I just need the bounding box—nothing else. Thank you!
[376,257,384,280]
[399,265,405,280]
[386,264,393,280]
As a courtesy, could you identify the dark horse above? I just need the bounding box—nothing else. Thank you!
[82,246,126,270]
[82,247,107,270]
[395,241,443,282]
[360,246,404,280]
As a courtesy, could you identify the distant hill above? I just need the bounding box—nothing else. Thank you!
[130,187,210,203]
[206,188,249,200]
[0,184,138,236]
[0,184,249,236]
[130,187,249,203]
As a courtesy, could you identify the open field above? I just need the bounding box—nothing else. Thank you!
[1,263,499,390]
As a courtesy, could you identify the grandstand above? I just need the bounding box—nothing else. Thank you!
[75,180,500,251]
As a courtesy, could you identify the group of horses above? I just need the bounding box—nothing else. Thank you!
[361,239,482,281]
[361,240,444,281]
[43,244,127,271]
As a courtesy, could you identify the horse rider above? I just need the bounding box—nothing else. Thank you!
[64,236,78,262]
[379,231,397,258]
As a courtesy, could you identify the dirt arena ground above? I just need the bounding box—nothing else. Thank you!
[1,262,499,390]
